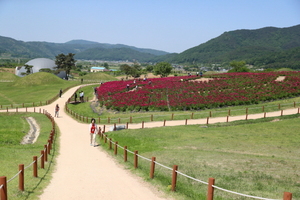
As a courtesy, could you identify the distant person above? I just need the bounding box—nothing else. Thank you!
[54,104,60,117]
[74,92,77,102]
[126,84,130,91]
[81,91,84,102]
[81,78,83,84]
[80,91,84,102]
[59,89,62,97]
[89,118,100,147]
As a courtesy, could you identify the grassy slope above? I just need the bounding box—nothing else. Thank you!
[104,116,300,200]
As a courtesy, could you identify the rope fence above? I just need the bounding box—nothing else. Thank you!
[97,130,293,200]
[0,84,77,110]
[0,109,57,200]
[65,96,300,126]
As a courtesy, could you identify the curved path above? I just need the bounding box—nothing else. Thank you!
[1,85,171,200]
[2,85,300,199]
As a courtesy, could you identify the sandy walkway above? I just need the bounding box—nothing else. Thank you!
[33,85,172,200]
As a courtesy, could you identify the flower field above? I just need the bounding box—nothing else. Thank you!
[96,72,300,112]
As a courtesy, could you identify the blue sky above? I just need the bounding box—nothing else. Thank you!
[0,0,299,53]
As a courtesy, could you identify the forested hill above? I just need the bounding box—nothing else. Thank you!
[160,24,300,68]
[0,37,169,61]
[1,24,299,68]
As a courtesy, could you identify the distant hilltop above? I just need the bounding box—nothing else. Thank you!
[1,24,299,68]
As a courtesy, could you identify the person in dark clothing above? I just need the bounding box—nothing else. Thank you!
[74,92,78,102]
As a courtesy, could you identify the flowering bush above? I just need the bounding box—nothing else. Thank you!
[96,72,300,111]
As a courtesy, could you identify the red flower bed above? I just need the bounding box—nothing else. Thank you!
[96,72,300,111]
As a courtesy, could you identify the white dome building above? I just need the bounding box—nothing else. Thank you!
[15,58,57,77]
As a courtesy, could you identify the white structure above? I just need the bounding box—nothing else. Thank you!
[15,58,57,77]
[90,66,106,72]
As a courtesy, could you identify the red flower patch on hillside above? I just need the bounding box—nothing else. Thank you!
[96,72,300,111]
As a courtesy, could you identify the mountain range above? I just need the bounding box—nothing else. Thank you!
[1,24,300,68]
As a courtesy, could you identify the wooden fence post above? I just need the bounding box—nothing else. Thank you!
[206,117,209,125]
[47,141,51,154]
[142,121,144,129]
[124,146,128,162]
[41,150,44,169]
[0,176,7,200]
[109,138,112,149]
[33,156,38,177]
[151,114,153,121]
[114,142,118,155]
[207,178,215,200]
[163,120,166,126]
[19,164,24,191]
[171,165,178,192]
[171,113,174,120]
[191,113,194,119]
[44,145,48,162]
[150,157,156,179]
[226,116,229,122]
[134,150,138,169]
[283,192,292,200]
[126,122,129,129]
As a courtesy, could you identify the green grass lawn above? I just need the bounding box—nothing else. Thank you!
[102,115,300,200]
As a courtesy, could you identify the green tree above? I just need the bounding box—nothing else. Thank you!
[228,60,250,72]
[153,62,173,77]
[145,65,154,72]
[55,53,76,78]
[120,64,132,79]
[21,64,33,76]
[103,62,109,69]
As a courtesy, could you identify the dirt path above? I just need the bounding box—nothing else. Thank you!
[35,86,173,200]
[1,84,299,199]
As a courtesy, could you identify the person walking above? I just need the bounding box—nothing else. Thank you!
[89,118,100,147]
[59,89,63,97]
[74,92,77,102]
[54,104,60,117]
